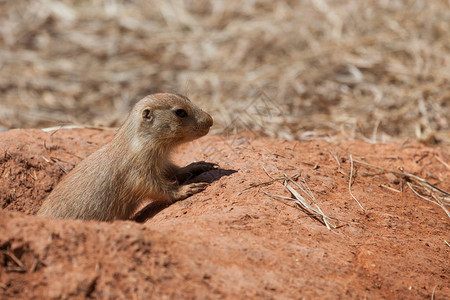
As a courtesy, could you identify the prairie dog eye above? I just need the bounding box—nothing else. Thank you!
[174,109,187,118]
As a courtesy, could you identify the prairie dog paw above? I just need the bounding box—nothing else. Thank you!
[183,161,218,174]
[175,182,209,200]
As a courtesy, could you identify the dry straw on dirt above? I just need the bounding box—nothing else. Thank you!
[0,0,449,144]
[353,157,450,218]
[262,170,339,230]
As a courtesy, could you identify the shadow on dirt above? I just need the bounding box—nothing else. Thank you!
[132,168,237,223]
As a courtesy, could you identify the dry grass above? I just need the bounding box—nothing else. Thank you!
[353,158,450,218]
[261,168,349,230]
[348,154,365,212]
[0,0,449,144]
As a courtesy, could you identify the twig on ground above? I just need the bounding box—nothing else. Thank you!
[4,250,24,269]
[431,285,438,300]
[262,166,275,180]
[407,182,450,217]
[379,184,401,193]
[349,155,365,212]
[301,161,317,168]
[261,169,355,230]
[329,150,341,168]
[42,155,69,174]
[347,242,377,246]
[353,158,449,196]
[261,189,329,227]
[29,257,44,273]
[283,174,335,229]
[354,159,450,217]
[352,158,450,217]
[1,250,26,272]
[415,152,428,163]
[399,168,450,197]
[434,154,450,170]
[238,173,300,195]
[50,158,69,174]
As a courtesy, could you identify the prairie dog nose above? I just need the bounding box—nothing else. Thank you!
[205,113,213,128]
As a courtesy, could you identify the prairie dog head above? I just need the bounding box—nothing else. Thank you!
[120,93,213,149]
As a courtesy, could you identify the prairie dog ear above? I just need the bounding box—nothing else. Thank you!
[141,108,153,122]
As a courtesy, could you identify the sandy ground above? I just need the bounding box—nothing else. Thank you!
[0,129,449,299]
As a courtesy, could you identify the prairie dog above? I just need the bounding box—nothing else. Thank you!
[38,93,216,221]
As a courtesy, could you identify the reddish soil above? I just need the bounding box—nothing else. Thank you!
[0,129,449,299]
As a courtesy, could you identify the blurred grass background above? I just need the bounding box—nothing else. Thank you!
[0,0,448,144]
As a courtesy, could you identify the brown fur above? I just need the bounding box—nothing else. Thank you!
[38,93,215,221]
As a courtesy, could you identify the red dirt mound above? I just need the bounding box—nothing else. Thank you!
[0,129,449,299]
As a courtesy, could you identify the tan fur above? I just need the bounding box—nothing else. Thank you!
[38,93,215,221]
